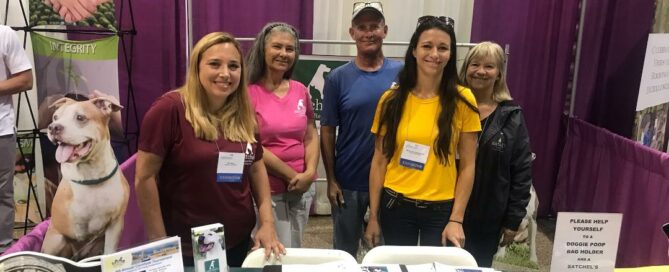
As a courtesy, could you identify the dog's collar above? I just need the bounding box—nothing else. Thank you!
[71,163,119,186]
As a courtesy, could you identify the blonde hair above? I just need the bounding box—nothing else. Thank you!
[179,32,256,143]
[459,41,513,103]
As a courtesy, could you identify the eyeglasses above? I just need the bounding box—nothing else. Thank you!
[353,1,383,14]
[416,15,455,28]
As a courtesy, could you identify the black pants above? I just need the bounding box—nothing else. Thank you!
[464,227,501,267]
[379,188,453,246]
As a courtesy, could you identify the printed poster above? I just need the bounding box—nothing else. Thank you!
[29,0,118,31]
[633,103,668,151]
[634,33,669,151]
[31,32,121,215]
[292,55,349,121]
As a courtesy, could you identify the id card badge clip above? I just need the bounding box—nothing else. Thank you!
[217,152,245,182]
[399,141,430,171]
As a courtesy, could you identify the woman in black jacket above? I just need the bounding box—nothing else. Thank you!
[458,42,533,267]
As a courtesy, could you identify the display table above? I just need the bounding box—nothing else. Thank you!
[230,268,264,272]
[615,266,669,271]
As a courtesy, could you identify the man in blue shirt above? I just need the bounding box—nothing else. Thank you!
[320,2,403,257]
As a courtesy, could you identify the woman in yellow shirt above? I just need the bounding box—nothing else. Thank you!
[364,16,480,248]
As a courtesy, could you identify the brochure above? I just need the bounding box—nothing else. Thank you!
[101,236,183,272]
[191,223,228,272]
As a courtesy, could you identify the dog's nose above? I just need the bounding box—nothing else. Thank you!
[48,123,63,135]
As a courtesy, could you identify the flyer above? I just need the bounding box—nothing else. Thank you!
[101,236,183,272]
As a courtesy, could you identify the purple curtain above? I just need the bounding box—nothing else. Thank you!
[470,1,581,216]
[114,0,313,153]
[572,0,656,138]
[111,0,187,154]
[553,117,669,267]
[191,0,313,53]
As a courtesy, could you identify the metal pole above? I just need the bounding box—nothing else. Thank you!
[569,0,587,117]
[235,37,479,48]
[185,0,193,65]
[504,44,510,80]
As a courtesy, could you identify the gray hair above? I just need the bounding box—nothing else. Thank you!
[246,22,300,84]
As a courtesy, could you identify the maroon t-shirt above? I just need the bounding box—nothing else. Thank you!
[138,91,262,257]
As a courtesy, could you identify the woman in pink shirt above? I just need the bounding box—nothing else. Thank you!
[246,22,319,247]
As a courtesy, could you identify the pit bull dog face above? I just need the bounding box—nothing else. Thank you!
[47,97,122,164]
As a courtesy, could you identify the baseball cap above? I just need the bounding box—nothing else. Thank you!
[352,1,384,21]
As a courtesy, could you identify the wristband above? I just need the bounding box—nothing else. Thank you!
[448,219,463,225]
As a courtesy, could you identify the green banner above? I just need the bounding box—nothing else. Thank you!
[31,32,122,220]
[31,33,118,61]
[292,57,349,120]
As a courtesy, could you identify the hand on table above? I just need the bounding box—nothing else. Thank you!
[442,221,465,248]
[252,223,286,261]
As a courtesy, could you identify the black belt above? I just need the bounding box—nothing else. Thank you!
[383,187,453,209]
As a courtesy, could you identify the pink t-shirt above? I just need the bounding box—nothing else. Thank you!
[249,80,314,194]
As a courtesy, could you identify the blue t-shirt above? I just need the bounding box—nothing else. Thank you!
[320,58,403,191]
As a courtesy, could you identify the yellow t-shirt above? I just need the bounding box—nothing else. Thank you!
[371,86,481,201]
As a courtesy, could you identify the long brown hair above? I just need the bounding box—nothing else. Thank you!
[378,19,477,164]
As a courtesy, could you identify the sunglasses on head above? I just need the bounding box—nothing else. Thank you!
[416,15,455,28]
[353,1,383,13]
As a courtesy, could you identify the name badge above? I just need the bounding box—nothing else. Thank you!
[217,152,244,183]
[399,141,430,171]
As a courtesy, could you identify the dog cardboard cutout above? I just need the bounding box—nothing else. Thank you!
[41,97,129,260]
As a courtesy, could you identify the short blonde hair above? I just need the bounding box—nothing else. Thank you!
[459,41,512,102]
[179,32,256,143]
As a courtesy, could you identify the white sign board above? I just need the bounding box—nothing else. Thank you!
[101,236,184,272]
[637,33,669,110]
[551,212,623,272]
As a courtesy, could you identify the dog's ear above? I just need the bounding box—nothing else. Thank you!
[91,97,123,115]
[49,97,76,110]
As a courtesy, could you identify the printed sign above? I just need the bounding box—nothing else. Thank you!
[31,33,122,217]
[292,56,349,120]
[550,212,623,272]
[637,33,669,111]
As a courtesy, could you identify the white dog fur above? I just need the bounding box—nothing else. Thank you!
[41,96,129,260]
[494,185,539,263]
[196,230,226,269]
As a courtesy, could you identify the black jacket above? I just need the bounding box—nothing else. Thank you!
[464,100,533,232]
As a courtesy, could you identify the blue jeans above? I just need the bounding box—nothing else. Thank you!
[379,188,453,246]
[331,189,369,257]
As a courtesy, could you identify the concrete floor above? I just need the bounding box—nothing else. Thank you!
[302,215,557,272]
